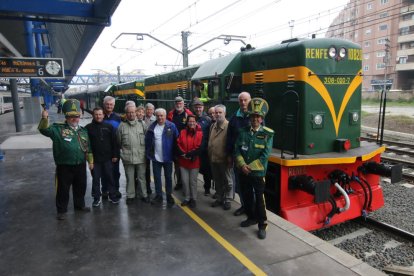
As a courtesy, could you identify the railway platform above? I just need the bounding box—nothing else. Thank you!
[0,108,384,275]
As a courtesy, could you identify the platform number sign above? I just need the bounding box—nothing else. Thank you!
[0,57,64,78]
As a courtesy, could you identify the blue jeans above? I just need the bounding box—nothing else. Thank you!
[152,160,173,197]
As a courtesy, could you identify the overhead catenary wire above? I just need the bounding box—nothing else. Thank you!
[110,0,403,73]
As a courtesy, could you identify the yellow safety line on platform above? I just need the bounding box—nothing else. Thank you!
[173,195,267,276]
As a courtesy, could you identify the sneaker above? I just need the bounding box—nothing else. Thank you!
[181,200,190,207]
[240,219,258,228]
[189,199,196,208]
[75,206,91,212]
[152,195,163,204]
[211,200,222,208]
[115,191,122,199]
[101,192,109,200]
[109,197,120,204]
[56,213,66,220]
[223,201,231,210]
[258,228,266,240]
[126,198,135,205]
[92,198,101,207]
[234,207,245,216]
[166,194,175,206]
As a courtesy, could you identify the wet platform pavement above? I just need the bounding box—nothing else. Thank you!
[0,108,384,275]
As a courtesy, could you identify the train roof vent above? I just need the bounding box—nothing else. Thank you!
[281,38,300,44]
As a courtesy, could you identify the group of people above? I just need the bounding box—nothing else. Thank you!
[39,91,274,239]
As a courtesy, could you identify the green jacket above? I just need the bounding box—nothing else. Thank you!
[234,125,274,177]
[38,118,93,165]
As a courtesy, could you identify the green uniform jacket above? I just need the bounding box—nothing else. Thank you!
[38,118,93,165]
[234,125,274,177]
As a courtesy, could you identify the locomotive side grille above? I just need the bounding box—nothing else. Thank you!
[177,83,188,107]
[287,74,295,88]
[284,114,297,127]
[254,72,264,98]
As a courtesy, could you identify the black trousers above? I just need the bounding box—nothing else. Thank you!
[239,173,267,228]
[199,153,212,192]
[91,160,116,199]
[145,158,152,194]
[102,160,120,193]
[56,164,87,214]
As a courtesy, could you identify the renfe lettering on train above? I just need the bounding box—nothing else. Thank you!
[305,48,328,59]
[305,48,362,60]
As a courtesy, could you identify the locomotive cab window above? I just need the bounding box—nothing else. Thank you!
[225,74,242,100]
[208,79,220,100]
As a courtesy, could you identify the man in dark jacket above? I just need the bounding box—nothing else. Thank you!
[102,96,122,199]
[191,98,212,195]
[226,91,251,216]
[86,107,120,206]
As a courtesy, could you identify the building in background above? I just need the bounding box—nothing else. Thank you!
[326,0,414,92]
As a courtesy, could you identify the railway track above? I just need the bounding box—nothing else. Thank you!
[357,217,414,243]
[361,137,414,149]
[314,218,414,273]
[361,137,414,182]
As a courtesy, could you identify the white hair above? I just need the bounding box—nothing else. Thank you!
[238,91,251,100]
[215,104,226,114]
[125,100,136,107]
[103,96,115,104]
[145,103,155,109]
[124,101,136,112]
[154,108,166,116]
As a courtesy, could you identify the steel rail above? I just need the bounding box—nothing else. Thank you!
[357,217,414,242]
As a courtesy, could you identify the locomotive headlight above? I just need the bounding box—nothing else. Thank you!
[352,112,359,122]
[314,114,323,125]
[328,47,337,58]
[311,113,324,129]
[339,47,347,59]
[349,111,360,125]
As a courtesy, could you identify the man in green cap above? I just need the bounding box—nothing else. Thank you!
[38,99,93,220]
[234,97,274,239]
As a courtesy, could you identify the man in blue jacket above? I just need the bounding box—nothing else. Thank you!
[145,108,179,206]
[102,96,122,199]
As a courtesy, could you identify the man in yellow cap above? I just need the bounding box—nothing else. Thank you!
[38,99,93,220]
[234,97,274,239]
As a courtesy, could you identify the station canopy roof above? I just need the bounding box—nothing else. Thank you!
[0,0,121,90]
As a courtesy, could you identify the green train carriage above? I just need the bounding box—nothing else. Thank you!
[144,66,199,111]
[110,80,145,113]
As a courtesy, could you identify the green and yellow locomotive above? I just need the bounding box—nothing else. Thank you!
[65,37,401,231]
[143,37,400,231]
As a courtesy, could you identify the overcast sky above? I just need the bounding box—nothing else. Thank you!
[78,0,349,76]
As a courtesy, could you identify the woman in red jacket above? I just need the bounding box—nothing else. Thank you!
[176,115,203,208]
